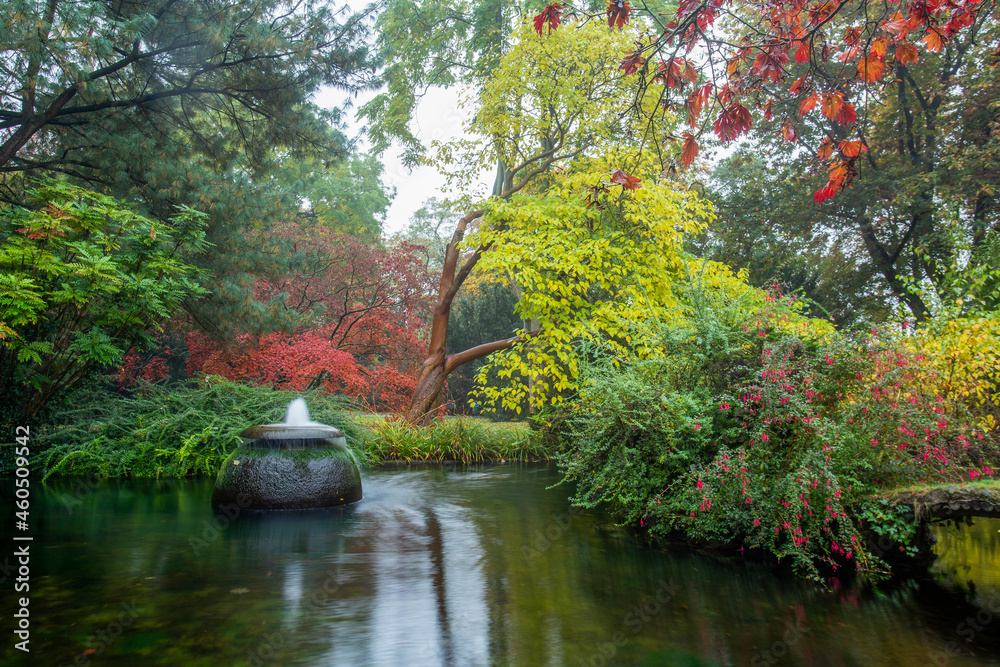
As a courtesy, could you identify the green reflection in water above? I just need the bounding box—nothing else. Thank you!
[0,465,998,666]
[933,518,1000,605]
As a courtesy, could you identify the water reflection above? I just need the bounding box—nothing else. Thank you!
[1,465,999,666]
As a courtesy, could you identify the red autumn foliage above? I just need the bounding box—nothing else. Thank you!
[534,3,563,35]
[610,169,642,190]
[550,0,988,201]
[250,222,430,365]
[781,120,798,143]
[182,223,432,412]
[686,83,712,128]
[116,346,171,390]
[838,140,868,158]
[619,48,645,75]
[607,0,631,28]
[680,132,700,168]
[186,329,419,412]
[713,101,753,143]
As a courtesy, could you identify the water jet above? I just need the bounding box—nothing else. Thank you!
[212,398,362,510]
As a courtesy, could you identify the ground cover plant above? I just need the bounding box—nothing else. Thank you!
[4,377,545,479]
[360,416,543,464]
[23,377,362,479]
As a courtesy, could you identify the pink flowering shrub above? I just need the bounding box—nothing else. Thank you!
[556,285,998,580]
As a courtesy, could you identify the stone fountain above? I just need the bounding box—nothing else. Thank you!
[212,398,362,510]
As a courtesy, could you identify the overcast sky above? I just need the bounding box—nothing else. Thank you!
[315,86,493,236]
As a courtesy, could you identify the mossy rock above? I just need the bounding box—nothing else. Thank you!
[211,444,362,510]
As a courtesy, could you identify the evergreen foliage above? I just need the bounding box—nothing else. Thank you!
[17,377,361,478]
[0,182,208,421]
[1,0,388,338]
[1,0,375,172]
[446,280,523,417]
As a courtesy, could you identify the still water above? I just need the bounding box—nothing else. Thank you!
[2,463,999,666]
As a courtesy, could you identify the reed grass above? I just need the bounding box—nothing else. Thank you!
[359,417,548,464]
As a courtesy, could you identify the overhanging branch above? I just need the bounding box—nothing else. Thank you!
[444,329,541,374]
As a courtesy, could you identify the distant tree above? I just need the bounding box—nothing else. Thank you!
[275,153,394,239]
[702,13,999,323]
[445,280,522,415]
[394,197,456,276]
[360,0,519,165]
[185,222,430,411]
[698,148,894,327]
[255,222,430,366]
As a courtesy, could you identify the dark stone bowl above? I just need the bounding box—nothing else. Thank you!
[211,424,363,510]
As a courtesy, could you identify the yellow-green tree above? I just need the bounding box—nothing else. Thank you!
[468,157,715,413]
[403,17,696,424]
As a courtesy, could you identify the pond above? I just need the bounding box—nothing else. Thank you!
[2,463,999,666]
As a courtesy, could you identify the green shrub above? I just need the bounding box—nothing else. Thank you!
[0,182,209,423]
[19,376,361,479]
[554,285,998,580]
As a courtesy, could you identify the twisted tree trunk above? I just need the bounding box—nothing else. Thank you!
[402,207,541,424]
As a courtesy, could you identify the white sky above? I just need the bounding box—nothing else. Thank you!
[315,86,493,236]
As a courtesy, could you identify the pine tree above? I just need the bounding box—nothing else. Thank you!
[1,0,385,336]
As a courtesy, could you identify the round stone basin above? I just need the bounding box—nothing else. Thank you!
[212,421,363,511]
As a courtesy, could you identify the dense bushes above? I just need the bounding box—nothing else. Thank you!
[22,377,361,478]
[908,312,1000,434]
[3,377,544,478]
[0,183,208,423]
[553,283,999,580]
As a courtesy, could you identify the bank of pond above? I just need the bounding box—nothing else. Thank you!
[1,463,998,666]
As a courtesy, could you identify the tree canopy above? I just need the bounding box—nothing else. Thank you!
[402,17,680,423]
[1,0,393,340]
[530,0,994,201]
[1,0,374,173]
[701,13,999,322]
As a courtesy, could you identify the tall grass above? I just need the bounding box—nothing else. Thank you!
[359,417,548,464]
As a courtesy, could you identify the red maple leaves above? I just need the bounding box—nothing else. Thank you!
[619,48,645,75]
[179,223,431,413]
[624,0,985,200]
[534,3,562,35]
[538,0,631,33]
[607,0,632,28]
[814,160,858,204]
[535,0,984,202]
[185,329,419,412]
[610,169,642,189]
[712,101,752,143]
[680,132,699,168]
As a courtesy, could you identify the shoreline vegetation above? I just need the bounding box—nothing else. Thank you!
[3,376,993,497]
[3,375,995,581]
[1,377,546,480]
